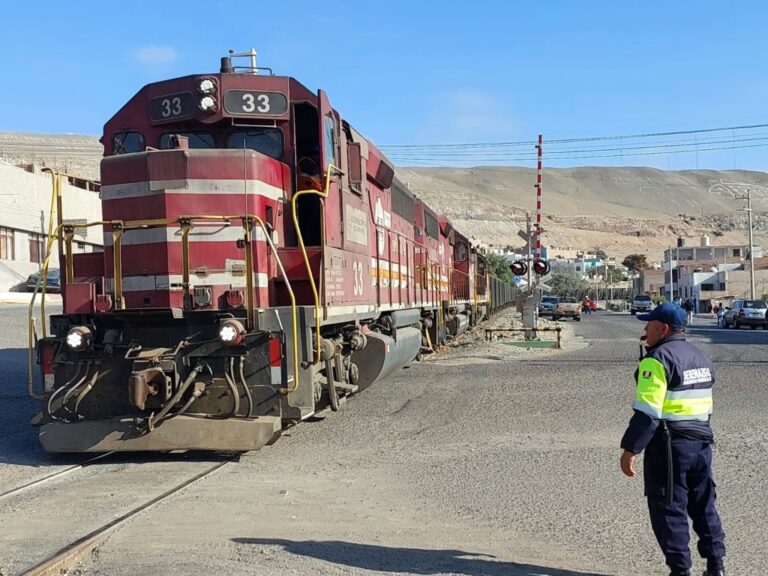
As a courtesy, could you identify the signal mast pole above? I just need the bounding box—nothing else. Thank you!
[526,211,532,289]
[535,135,543,261]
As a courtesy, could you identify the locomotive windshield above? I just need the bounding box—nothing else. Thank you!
[159,132,215,149]
[112,127,285,159]
[112,131,145,154]
[227,129,283,158]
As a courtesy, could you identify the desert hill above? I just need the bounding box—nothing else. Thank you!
[2,131,766,263]
[396,166,768,263]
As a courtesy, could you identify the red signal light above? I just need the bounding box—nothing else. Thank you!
[532,259,550,276]
[510,261,528,276]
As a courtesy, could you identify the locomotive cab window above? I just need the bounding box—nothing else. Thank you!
[455,241,468,263]
[159,132,215,149]
[112,131,145,155]
[323,114,336,168]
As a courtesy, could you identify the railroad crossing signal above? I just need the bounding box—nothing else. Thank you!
[512,259,550,277]
[532,259,550,276]
[510,260,528,276]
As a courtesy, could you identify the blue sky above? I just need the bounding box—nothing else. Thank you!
[2,0,768,170]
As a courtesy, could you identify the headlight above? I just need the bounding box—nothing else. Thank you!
[219,319,245,345]
[65,326,92,352]
[197,78,216,94]
[199,95,217,112]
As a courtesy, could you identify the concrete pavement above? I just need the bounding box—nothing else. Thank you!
[0,291,61,305]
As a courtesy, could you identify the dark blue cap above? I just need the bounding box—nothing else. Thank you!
[637,302,687,328]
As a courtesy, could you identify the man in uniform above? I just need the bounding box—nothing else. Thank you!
[620,303,726,576]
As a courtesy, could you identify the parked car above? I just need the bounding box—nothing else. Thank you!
[630,294,654,315]
[538,295,559,316]
[26,268,61,293]
[554,297,581,321]
[722,299,768,329]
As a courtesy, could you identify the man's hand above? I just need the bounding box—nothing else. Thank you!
[620,450,636,477]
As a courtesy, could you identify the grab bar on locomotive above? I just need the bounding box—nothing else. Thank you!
[116,213,302,394]
[291,163,342,366]
[28,212,302,398]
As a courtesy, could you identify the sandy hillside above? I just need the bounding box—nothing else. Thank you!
[396,166,768,262]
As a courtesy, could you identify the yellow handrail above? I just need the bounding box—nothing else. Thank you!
[28,213,302,397]
[450,268,472,302]
[290,164,340,365]
[27,223,64,399]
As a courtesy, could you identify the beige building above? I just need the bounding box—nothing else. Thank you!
[636,236,768,310]
[0,161,103,291]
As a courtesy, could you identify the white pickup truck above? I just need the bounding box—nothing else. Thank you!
[630,294,654,315]
[553,297,581,321]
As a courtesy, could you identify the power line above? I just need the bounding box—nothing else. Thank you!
[386,135,768,159]
[380,122,768,150]
[387,140,768,164]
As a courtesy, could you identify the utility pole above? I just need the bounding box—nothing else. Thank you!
[675,243,680,303]
[736,188,756,299]
[668,244,675,303]
[609,265,614,303]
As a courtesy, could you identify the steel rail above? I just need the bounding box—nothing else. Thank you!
[0,452,115,501]
[19,458,233,576]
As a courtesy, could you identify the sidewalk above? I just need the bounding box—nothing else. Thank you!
[0,291,62,305]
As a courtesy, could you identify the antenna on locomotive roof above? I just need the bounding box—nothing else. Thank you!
[226,48,259,75]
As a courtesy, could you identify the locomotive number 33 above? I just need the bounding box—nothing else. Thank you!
[161,97,183,117]
[223,90,288,116]
[352,261,364,296]
[241,93,271,113]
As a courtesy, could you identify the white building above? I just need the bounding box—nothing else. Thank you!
[0,161,103,290]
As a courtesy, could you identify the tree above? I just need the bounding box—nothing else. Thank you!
[622,253,648,273]
[595,248,608,261]
[606,267,625,283]
[549,272,588,295]
[486,252,515,284]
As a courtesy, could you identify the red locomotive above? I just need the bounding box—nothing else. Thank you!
[32,51,515,452]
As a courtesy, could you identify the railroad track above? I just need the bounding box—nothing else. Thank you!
[1,454,237,576]
[0,452,114,501]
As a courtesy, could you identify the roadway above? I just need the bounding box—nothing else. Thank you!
[0,306,766,575]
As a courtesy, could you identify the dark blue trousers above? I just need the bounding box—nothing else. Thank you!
[644,437,726,574]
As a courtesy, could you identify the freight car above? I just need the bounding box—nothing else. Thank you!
[31,51,515,452]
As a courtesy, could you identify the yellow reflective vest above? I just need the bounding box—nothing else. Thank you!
[633,356,713,422]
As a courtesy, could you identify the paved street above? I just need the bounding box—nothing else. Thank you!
[1,307,766,575]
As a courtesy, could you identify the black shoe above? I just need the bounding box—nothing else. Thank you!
[703,570,725,576]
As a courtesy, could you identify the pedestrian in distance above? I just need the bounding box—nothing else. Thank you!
[582,296,592,316]
[683,298,694,324]
[716,306,725,328]
[620,303,726,576]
